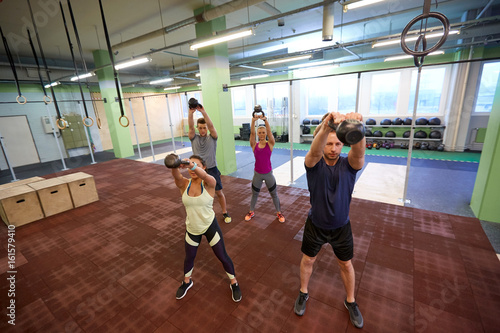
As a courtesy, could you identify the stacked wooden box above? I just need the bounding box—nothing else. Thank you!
[0,172,99,227]
[0,177,45,227]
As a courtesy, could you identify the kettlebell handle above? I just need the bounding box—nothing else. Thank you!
[164,153,190,168]
[327,119,366,145]
[252,105,265,118]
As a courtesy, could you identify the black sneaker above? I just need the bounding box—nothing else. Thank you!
[223,213,232,223]
[230,283,242,302]
[344,299,364,328]
[176,279,193,299]
[294,291,309,316]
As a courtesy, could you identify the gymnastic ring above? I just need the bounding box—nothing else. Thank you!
[56,118,67,130]
[119,115,129,127]
[96,117,102,129]
[16,95,27,105]
[401,12,450,57]
[43,95,52,104]
[83,117,94,127]
[413,34,427,68]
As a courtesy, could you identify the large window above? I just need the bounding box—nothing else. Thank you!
[369,72,400,115]
[256,83,289,117]
[231,87,248,117]
[182,91,202,118]
[474,61,500,113]
[305,76,333,116]
[408,67,446,114]
[338,76,358,113]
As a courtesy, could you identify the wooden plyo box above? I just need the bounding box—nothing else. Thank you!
[0,176,45,190]
[58,172,99,208]
[0,185,44,227]
[29,178,73,217]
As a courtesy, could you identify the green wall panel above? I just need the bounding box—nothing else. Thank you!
[470,70,500,223]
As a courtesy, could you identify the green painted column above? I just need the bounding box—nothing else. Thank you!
[92,50,134,158]
[193,7,236,175]
[470,71,500,223]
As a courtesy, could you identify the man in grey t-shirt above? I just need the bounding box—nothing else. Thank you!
[188,99,231,223]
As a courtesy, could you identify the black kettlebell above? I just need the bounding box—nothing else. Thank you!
[328,119,366,145]
[164,154,190,168]
[252,105,265,118]
[188,98,202,110]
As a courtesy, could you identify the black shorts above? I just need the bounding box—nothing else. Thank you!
[301,217,354,261]
[206,166,223,191]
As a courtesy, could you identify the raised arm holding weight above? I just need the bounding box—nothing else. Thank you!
[187,98,231,223]
[295,111,366,329]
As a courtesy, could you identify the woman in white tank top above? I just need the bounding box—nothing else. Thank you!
[169,155,242,302]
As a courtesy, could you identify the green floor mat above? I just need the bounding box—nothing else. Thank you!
[115,137,481,164]
[234,140,481,163]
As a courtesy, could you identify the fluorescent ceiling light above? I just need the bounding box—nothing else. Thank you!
[288,59,336,69]
[263,55,312,66]
[115,57,150,70]
[190,29,253,50]
[343,0,386,12]
[372,30,459,48]
[164,86,181,91]
[384,51,444,62]
[238,65,274,72]
[174,76,197,81]
[150,78,173,85]
[44,81,60,88]
[240,74,269,81]
[195,73,201,77]
[286,35,336,53]
[70,72,94,81]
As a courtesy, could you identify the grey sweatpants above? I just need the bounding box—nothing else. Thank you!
[250,170,281,212]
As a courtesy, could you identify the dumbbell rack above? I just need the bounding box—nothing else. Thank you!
[300,124,318,143]
[365,125,446,142]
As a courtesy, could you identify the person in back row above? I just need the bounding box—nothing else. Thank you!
[245,107,285,223]
[188,98,231,223]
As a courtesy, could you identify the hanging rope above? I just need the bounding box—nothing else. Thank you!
[90,94,102,129]
[67,0,97,127]
[27,0,67,129]
[98,0,129,127]
[27,29,52,104]
[400,0,450,67]
[0,26,26,104]
[59,1,94,127]
[401,0,450,203]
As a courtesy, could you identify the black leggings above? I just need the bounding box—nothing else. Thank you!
[184,217,235,279]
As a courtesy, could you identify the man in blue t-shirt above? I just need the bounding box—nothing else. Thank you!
[294,111,366,329]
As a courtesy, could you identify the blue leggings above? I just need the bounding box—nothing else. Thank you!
[184,217,235,279]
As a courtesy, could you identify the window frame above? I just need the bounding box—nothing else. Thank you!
[472,60,500,115]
